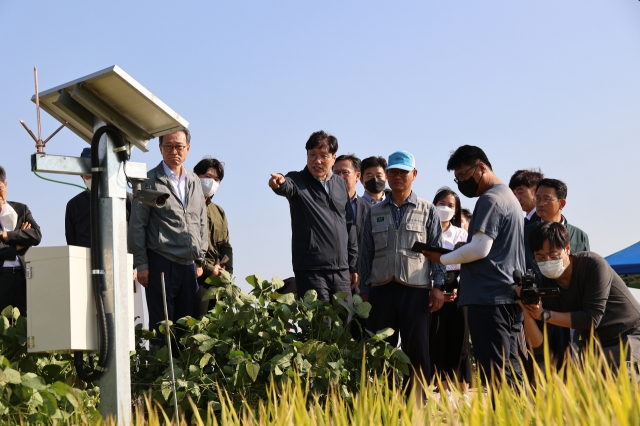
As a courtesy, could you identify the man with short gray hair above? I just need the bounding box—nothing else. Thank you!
[128,129,207,341]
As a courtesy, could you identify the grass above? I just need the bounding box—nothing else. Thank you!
[118,339,639,426]
[8,337,638,425]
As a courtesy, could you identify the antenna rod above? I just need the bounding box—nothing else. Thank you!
[20,120,38,143]
[42,122,67,145]
[34,67,43,153]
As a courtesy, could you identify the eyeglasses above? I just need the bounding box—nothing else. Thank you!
[535,196,559,205]
[307,153,332,162]
[453,163,479,184]
[162,144,187,153]
[334,170,353,177]
[534,250,564,263]
[387,169,410,177]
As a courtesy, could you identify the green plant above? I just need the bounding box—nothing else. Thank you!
[621,274,640,289]
[131,272,411,419]
[0,306,101,424]
[132,339,640,426]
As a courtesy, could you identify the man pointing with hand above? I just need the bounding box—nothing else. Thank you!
[269,130,358,311]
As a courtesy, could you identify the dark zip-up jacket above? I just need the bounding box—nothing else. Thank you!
[0,201,42,268]
[128,161,208,271]
[353,195,371,282]
[65,190,133,249]
[273,167,358,273]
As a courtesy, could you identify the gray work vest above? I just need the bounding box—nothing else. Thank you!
[370,197,433,289]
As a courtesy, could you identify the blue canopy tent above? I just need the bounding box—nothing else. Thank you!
[606,241,640,275]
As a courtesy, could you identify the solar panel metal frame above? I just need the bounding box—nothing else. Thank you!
[32,65,189,152]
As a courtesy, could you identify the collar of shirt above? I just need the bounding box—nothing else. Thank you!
[383,191,417,230]
[162,161,186,182]
[315,172,332,194]
[162,161,187,204]
[384,191,417,208]
[362,191,386,205]
[526,207,537,220]
[540,215,568,226]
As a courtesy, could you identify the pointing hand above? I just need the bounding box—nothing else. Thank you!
[269,173,285,189]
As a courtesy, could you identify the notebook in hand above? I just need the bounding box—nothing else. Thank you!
[410,242,452,254]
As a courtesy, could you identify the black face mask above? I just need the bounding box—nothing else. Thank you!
[457,176,479,198]
[364,178,386,194]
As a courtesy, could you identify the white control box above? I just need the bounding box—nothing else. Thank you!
[25,246,134,353]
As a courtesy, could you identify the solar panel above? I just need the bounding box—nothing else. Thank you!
[33,65,189,152]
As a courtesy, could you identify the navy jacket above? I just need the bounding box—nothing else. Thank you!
[524,211,541,226]
[65,191,133,248]
[273,167,358,273]
[353,195,370,279]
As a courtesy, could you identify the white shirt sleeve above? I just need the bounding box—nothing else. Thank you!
[440,231,494,265]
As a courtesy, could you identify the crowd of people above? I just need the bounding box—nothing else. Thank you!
[269,130,640,403]
[1,128,639,404]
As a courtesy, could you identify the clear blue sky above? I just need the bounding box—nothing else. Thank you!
[1,1,639,289]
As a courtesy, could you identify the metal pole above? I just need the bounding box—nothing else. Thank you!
[95,118,132,425]
[161,272,180,420]
[34,67,43,152]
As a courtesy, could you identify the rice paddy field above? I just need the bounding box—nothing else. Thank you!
[110,342,640,426]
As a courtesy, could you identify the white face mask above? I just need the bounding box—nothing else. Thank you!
[537,251,567,279]
[437,205,455,222]
[200,178,220,198]
[83,177,92,190]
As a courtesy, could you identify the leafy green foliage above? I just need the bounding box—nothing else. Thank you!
[1,273,409,423]
[0,306,100,424]
[131,272,410,417]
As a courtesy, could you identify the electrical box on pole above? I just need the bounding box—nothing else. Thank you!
[25,246,135,353]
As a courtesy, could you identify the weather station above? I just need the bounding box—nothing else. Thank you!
[20,66,188,424]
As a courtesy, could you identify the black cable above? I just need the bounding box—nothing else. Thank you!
[75,125,127,382]
[122,161,133,190]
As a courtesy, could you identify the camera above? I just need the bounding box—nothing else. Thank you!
[130,178,170,208]
[137,189,169,208]
[444,271,459,293]
[513,269,560,305]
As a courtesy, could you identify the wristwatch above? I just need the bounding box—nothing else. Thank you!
[433,283,445,291]
[542,309,551,322]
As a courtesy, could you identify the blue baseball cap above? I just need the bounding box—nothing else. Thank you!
[387,150,416,171]
[80,148,91,159]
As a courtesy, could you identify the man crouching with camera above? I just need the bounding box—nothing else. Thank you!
[518,222,640,369]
